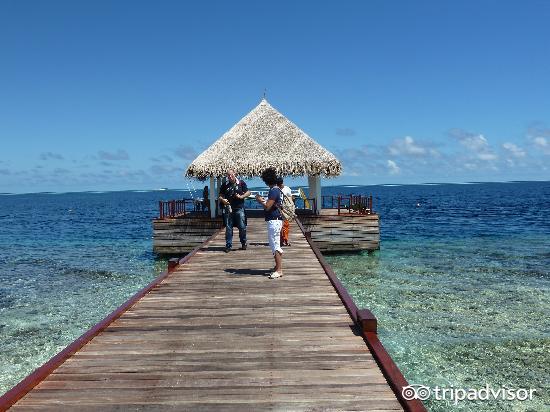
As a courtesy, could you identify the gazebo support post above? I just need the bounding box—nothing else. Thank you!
[308,175,322,215]
[216,177,222,216]
[209,176,216,219]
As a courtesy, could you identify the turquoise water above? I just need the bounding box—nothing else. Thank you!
[0,191,168,395]
[325,182,549,411]
[0,182,549,411]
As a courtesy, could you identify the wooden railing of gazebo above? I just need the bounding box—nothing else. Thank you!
[158,194,373,219]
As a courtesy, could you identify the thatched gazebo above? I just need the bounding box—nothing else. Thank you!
[185,99,342,217]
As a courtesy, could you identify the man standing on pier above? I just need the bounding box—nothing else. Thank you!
[218,169,251,252]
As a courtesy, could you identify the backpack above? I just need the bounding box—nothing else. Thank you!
[279,189,296,221]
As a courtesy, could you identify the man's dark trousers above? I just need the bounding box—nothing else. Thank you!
[223,207,247,249]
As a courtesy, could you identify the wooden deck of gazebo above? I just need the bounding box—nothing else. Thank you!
[153,194,380,255]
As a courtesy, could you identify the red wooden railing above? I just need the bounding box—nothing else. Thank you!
[321,194,374,215]
[158,195,372,218]
[295,218,426,412]
[158,199,201,219]
[158,197,318,219]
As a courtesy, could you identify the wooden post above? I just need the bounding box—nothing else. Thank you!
[167,258,179,271]
[209,176,216,219]
[357,309,377,334]
[159,201,164,219]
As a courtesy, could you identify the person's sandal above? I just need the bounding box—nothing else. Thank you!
[268,271,282,279]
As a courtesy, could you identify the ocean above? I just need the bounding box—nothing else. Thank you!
[0,182,548,411]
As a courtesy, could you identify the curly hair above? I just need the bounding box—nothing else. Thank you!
[261,167,278,186]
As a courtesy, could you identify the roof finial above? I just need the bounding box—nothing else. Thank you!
[263,88,267,101]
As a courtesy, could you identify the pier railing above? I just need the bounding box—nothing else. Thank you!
[158,197,318,219]
[295,218,426,412]
[322,194,374,215]
[158,194,372,219]
[158,199,206,219]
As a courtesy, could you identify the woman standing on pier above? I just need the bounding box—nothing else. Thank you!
[255,168,284,279]
[277,177,292,246]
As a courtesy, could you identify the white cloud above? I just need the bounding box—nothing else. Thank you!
[387,160,400,175]
[450,129,489,151]
[526,124,550,155]
[477,152,498,161]
[335,145,393,178]
[502,143,526,158]
[388,136,439,157]
[449,128,498,162]
[533,136,547,148]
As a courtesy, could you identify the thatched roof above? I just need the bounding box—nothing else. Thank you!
[185,99,342,179]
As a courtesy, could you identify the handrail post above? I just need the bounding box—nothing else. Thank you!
[159,201,163,219]
[357,309,377,333]
[370,195,373,214]
[167,258,179,271]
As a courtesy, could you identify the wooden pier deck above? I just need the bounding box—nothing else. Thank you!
[2,218,423,411]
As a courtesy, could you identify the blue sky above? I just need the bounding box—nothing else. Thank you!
[1,1,549,192]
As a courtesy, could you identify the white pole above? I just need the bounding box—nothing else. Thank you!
[308,175,322,214]
[308,175,315,212]
[209,176,216,218]
[216,177,222,216]
[314,175,322,215]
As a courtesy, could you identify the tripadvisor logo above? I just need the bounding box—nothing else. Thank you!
[402,384,536,405]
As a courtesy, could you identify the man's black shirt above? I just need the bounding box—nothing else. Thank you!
[219,180,248,210]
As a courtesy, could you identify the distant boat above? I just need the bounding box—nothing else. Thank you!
[157,187,168,191]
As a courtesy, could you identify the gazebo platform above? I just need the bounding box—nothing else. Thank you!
[153,207,380,255]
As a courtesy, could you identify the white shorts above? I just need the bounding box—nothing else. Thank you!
[267,219,283,255]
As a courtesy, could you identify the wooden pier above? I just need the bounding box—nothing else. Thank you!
[1,218,423,411]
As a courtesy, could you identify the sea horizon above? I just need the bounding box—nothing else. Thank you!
[1,178,549,196]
